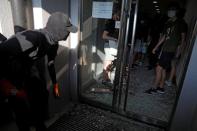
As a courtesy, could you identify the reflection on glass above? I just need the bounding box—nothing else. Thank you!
[79,0,178,125]
[79,0,122,106]
[124,1,178,123]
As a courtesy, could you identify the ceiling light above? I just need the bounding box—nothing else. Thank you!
[156,8,160,11]
[153,1,158,4]
[155,5,159,8]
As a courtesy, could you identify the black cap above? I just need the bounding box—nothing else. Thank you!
[168,2,180,11]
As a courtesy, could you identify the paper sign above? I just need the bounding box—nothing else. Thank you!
[115,21,121,29]
[92,2,113,19]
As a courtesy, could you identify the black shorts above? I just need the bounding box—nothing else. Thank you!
[158,52,175,70]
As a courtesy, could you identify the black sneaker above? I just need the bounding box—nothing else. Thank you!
[147,66,153,70]
[102,79,113,87]
[102,79,111,83]
[144,88,157,94]
[156,87,165,94]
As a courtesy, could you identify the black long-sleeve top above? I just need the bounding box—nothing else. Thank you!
[0,30,58,85]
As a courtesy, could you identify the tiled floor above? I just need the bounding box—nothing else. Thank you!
[83,64,177,122]
[0,103,166,131]
[48,104,164,131]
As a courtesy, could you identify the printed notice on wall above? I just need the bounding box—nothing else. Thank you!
[92,2,113,19]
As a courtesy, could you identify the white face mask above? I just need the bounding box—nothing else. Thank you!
[168,10,176,18]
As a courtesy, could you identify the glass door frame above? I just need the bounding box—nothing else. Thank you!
[111,0,168,128]
[77,0,167,128]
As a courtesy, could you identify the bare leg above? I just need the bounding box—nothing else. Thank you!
[154,65,162,88]
[103,60,112,81]
[160,68,166,88]
[145,64,162,93]
[104,60,112,70]
[165,60,176,87]
[169,63,176,82]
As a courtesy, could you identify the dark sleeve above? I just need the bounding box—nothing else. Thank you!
[47,44,59,84]
[180,21,188,34]
[162,21,169,35]
[0,36,22,56]
[104,20,115,32]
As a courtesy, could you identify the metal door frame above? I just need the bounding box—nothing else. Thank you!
[112,0,134,109]
[111,0,168,128]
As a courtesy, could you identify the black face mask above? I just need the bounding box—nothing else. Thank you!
[63,32,70,40]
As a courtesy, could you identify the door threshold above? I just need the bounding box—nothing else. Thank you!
[80,97,168,130]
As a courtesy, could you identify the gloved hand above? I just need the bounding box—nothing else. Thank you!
[16,90,27,99]
[53,83,60,98]
[0,79,15,97]
[10,89,27,99]
[0,79,27,99]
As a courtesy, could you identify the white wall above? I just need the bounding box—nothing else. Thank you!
[0,0,14,37]
[170,0,197,130]
[32,0,44,29]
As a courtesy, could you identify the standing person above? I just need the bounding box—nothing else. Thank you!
[0,12,77,131]
[132,18,149,67]
[146,14,168,70]
[165,8,187,87]
[145,3,186,94]
[102,12,120,84]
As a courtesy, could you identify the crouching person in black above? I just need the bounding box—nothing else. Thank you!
[0,12,77,131]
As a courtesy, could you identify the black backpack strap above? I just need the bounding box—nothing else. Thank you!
[0,33,7,43]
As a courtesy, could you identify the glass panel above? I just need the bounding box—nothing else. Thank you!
[125,0,178,123]
[79,0,186,126]
[79,0,122,106]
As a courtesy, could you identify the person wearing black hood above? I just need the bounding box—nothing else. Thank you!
[0,12,77,131]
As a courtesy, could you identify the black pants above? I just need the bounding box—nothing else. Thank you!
[26,74,48,131]
[9,96,31,131]
[9,80,48,131]
[148,53,158,67]
[158,52,175,70]
[6,58,48,131]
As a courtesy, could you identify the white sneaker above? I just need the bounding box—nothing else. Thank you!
[165,80,172,87]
